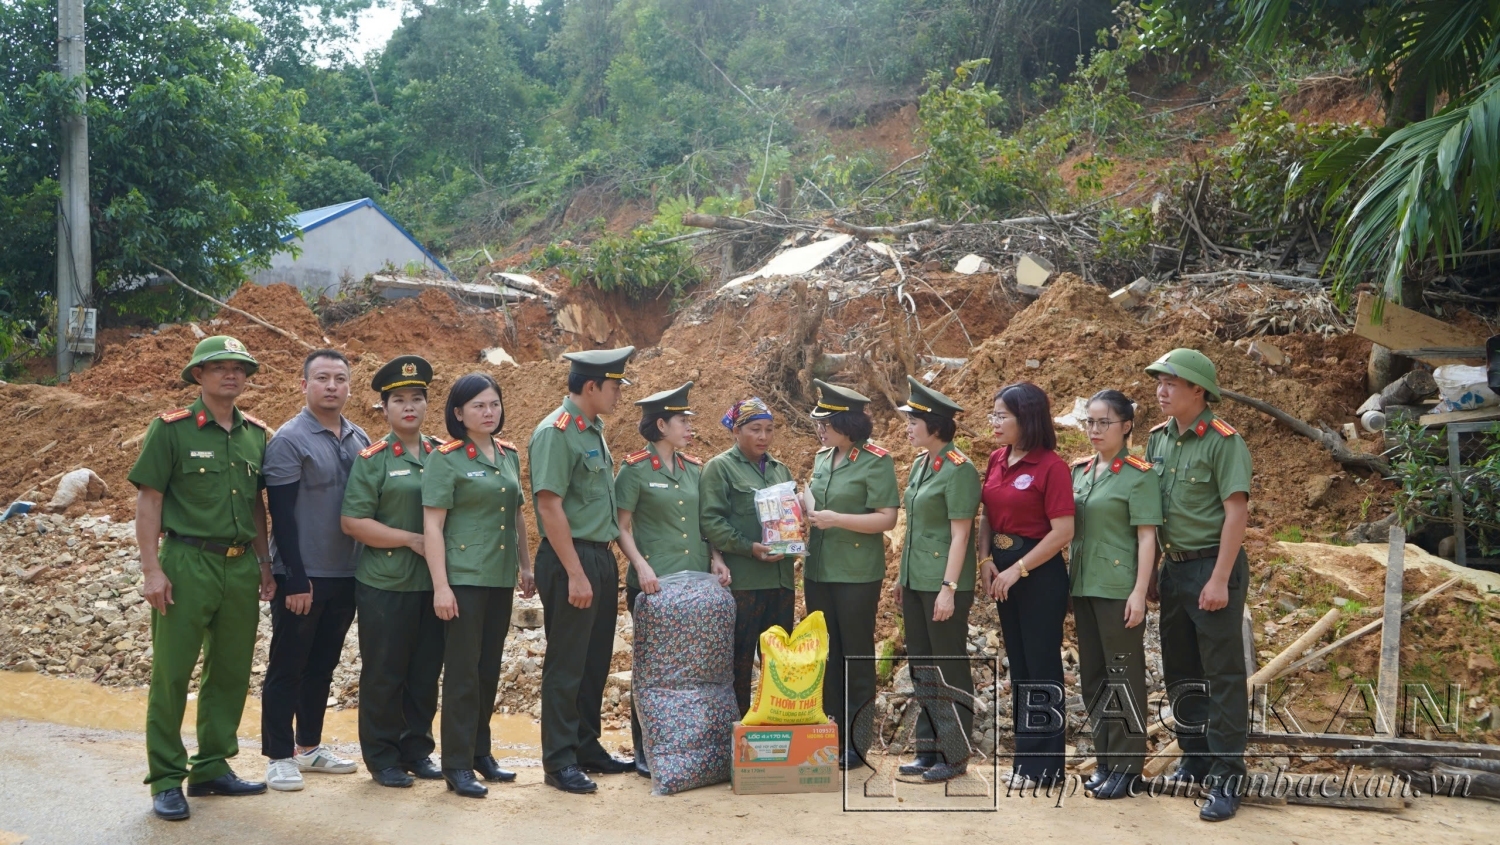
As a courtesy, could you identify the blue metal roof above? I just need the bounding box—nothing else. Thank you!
[282,197,453,278]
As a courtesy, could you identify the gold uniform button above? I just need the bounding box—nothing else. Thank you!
[387,551,393,557]
[1176,440,1182,446]
[1113,559,1120,565]
[933,552,940,558]
[854,543,860,548]
[680,516,686,521]
[500,545,505,550]
[501,507,506,512]
[199,467,206,474]
[232,489,238,495]
[682,533,688,539]
[1190,477,1196,482]
[1170,468,1176,473]
[678,501,684,505]
[460,544,467,550]
[1165,543,1172,549]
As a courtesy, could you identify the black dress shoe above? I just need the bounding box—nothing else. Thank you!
[1162,766,1208,796]
[185,771,267,797]
[402,757,443,780]
[1084,766,1111,793]
[473,755,517,783]
[634,755,651,779]
[1199,786,1240,821]
[577,754,633,775]
[922,759,969,782]
[897,755,937,776]
[1092,771,1141,800]
[442,768,487,798]
[372,766,415,788]
[545,765,598,794]
[152,787,190,821]
[837,748,867,771]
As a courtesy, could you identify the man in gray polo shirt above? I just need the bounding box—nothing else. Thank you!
[261,349,370,792]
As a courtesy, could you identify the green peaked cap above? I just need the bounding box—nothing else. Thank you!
[635,381,694,415]
[563,345,635,385]
[897,374,963,417]
[809,378,871,419]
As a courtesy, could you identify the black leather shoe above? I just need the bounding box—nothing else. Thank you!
[372,766,414,788]
[185,771,266,797]
[634,753,651,779]
[838,748,867,771]
[442,768,487,798]
[1199,786,1240,821]
[898,755,937,776]
[577,754,633,775]
[1162,766,1208,796]
[1092,771,1141,800]
[922,759,969,782]
[402,757,442,780]
[545,765,598,794]
[1084,766,1111,793]
[474,755,517,783]
[152,787,189,821]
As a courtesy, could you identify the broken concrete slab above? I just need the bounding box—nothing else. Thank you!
[954,254,992,275]
[482,346,518,367]
[722,234,854,290]
[1016,253,1055,292]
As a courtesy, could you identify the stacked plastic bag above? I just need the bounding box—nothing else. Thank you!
[634,571,739,795]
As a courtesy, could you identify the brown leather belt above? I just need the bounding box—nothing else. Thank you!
[168,532,249,557]
[1164,545,1219,563]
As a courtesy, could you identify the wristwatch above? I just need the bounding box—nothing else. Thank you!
[941,580,959,590]
[257,555,273,567]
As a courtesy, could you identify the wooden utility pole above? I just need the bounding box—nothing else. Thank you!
[56,0,92,377]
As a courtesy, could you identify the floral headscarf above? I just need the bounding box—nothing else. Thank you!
[721,397,773,431]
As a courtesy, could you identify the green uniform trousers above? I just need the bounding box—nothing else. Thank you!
[1158,550,1249,783]
[355,582,444,771]
[804,579,882,753]
[536,540,617,773]
[900,588,975,761]
[145,539,261,794]
[1073,595,1147,775]
[440,585,514,769]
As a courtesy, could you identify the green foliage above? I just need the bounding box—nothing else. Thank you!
[0,0,313,323]
[286,154,381,210]
[1273,525,1305,543]
[1385,418,1500,555]
[916,61,1059,218]
[530,198,703,301]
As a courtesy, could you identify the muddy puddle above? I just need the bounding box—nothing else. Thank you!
[0,671,626,759]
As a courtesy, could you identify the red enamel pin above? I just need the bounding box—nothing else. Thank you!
[466,443,478,460]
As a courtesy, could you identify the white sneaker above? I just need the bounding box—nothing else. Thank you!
[293,745,357,774]
[267,758,304,791]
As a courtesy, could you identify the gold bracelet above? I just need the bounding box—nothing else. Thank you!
[1016,561,1030,578]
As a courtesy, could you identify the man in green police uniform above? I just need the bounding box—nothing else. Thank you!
[130,336,277,821]
[1145,348,1253,822]
[529,346,637,794]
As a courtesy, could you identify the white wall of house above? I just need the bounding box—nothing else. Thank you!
[248,205,440,297]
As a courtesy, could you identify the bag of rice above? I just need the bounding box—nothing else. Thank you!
[742,611,831,726]
[754,480,807,555]
[634,571,738,795]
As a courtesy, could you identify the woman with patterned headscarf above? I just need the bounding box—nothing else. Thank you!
[698,397,796,714]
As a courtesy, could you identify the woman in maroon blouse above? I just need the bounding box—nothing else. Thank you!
[978,382,1076,787]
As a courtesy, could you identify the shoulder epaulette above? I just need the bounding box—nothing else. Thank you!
[944,449,969,465]
[495,438,518,453]
[624,449,652,465]
[553,412,571,431]
[359,440,389,459]
[158,408,192,423]
[1070,455,1093,468]
[1150,419,1171,432]
[242,412,269,430]
[1210,419,1238,437]
[862,442,890,458]
[681,453,703,466]
[421,435,440,453]
[1124,455,1153,472]
[437,439,465,454]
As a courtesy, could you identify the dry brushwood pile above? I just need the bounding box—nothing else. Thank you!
[2,265,1498,750]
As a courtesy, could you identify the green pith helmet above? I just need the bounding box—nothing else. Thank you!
[181,335,259,384]
[809,379,871,419]
[563,346,635,385]
[1145,348,1221,402]
[635,381,694,415]
[897,374,964,417]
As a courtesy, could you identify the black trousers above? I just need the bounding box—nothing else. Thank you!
[1073,595,1147,775]
[993,542,1068,781]
[440,585,513,768]
[626,585,645,762]
[901,587,976,762]
[537,540,618,773]
[355,581,444,771]
[1159,551,1250,783]
[262,575,357,760]
[731,587,796,715]
[803,579,882,752]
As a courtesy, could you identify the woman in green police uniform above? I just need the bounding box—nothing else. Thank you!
[699,397,795,715]
[615,381,730,778]
[893,376,981,783]
[803,380,899,769]
[340,356,446,789]
[1069,389,1160,800]
[421,373,535,798]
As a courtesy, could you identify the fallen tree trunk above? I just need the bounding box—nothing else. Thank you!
[1406,764,1500,800]
[1221,388,1390,474]
[1335,750,1500,775]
